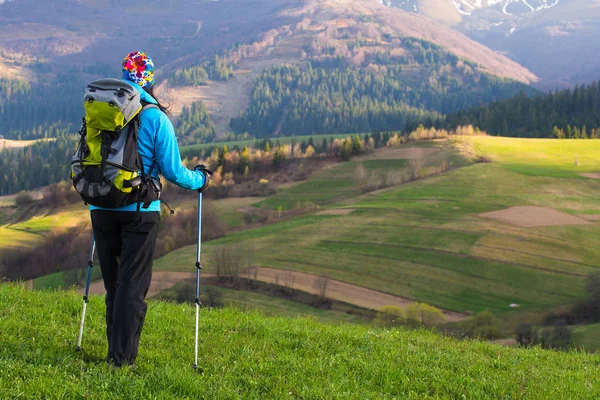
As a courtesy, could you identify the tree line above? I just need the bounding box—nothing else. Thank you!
[445,82,600,138]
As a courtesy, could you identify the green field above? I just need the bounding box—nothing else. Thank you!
[155,137,600,315]
[463,136,600,177]
[1,284,599,399]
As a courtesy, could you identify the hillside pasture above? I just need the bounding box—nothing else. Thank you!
[155,137,600,316]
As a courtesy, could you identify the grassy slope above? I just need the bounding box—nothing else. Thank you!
[0,204,90,252]
[573,323,600,353]
[1,284,599,399]
[154,137,600,315]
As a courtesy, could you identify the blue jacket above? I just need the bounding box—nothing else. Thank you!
[90,81,205,212]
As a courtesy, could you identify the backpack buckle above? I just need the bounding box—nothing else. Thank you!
[124,177,142,188]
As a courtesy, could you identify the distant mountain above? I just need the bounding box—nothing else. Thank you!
[387,0,600,88]
[0,0,538,139]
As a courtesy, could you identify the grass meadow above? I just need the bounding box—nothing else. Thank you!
[1,283,599,399]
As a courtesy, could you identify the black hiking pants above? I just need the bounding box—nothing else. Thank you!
[91,210,160,367]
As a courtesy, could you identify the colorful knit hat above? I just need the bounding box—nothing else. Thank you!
[122,51,155,88]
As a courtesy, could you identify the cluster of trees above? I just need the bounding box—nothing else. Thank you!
[170,65,208,87]
[0,134,75,195]
[447,82,600,138]
[515,321,572,351]
[229,61,530,137]
[176,101,215,143]
[169,55,235,87]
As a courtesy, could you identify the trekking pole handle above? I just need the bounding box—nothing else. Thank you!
[194,165,212,193]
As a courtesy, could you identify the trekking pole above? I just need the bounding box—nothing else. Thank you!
[75,236,96,351]
[193,190,203,369]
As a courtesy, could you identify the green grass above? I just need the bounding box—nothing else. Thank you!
[255,158,411,210]
[0,225,42,249]
[33,267,102,290]
[209,197,262,229]
[462,136,600,177]
[2,284,599,399]
[573,324,600,352]
[155,138,600,316]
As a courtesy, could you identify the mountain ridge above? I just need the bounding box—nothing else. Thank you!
[387,0,600,87]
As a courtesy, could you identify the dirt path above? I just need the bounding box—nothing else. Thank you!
[82,268,467,321]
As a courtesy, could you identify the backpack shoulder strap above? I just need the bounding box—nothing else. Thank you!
[141,102,160,114]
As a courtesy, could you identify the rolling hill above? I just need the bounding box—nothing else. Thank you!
[153,137,600,318]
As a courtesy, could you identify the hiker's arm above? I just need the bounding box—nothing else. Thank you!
[153,113,206,190]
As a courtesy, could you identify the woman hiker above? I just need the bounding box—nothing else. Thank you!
[91,51,209,368]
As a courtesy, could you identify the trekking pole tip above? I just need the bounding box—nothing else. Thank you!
[193,363,198,370]
[75,346,82,352]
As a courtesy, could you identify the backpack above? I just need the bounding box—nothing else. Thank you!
[71,78,161,209]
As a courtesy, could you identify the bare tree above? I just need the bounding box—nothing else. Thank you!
[313,274,329,301]
[282,270,297,296]
[212,244,254,288]
[246,265,259,287]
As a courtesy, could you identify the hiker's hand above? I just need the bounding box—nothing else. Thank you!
[195,165,211,192]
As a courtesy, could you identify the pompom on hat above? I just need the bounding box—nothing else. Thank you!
[122,51,155,88]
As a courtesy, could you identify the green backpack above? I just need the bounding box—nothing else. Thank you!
[71,78,161,209]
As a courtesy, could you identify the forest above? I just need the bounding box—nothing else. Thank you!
[168,55,235,87]
[176,101,216,143]
[446,82,600,138]
[0,75,84,139]
[229,62,530,137]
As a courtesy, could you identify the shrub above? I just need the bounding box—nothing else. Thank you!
[15,191,33,206]
[540,320,572,350]
[471,311,500,339]
[202,286,224,308]
[373,306,406,327]
[515,323,536,347]
[406,302,447,327]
